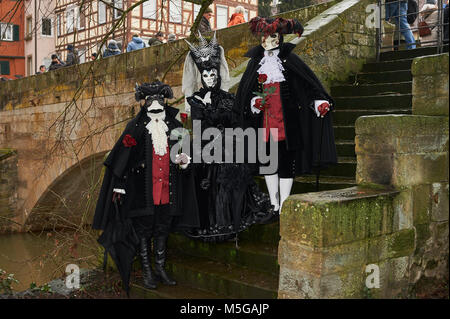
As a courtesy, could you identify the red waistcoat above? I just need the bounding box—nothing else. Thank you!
[152,146,170,205]
[263,82,286,142]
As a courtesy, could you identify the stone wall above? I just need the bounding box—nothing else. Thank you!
[278,53,449,298]
[278,186,415,298]
[356,54,449,297]
[0,149,18,233]
[288,0,377,91]
[411,53,449,116]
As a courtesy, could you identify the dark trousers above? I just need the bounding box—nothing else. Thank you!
[132,204,173,239]
[260,139,296,178]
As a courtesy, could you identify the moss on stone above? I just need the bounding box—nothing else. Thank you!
[411,53,449,76]
[282,187,398,247]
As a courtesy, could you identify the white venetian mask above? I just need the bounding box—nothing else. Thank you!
[261,33,280,51]
[202,69,218,88]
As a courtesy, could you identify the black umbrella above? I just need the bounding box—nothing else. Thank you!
[97,200,139,296]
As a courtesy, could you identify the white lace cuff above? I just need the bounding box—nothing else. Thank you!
[314,100,330,117]
[250,96,261,114]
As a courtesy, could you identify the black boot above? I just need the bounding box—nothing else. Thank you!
[257,205,279,225]
[139,237,157,289]
[153,236,177,286]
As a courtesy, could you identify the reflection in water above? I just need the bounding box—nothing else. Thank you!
[0,231,95,292]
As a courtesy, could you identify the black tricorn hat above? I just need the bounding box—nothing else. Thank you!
[135,81,174,102]
[249,17,303,38]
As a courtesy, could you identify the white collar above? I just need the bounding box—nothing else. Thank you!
[145,111,168,156]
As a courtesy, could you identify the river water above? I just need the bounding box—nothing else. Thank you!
[0,231,95,292]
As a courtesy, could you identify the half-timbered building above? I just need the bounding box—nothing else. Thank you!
[54,0,258,62]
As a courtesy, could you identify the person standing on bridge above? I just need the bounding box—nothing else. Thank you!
[234,17,337,223]
[385,0,417,49]
[92,81,199,294]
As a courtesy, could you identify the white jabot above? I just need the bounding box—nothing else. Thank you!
[146,111,169,156]
[257,49,286,83]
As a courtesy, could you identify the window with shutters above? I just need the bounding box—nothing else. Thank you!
[142,0,157,20]
[0,23,13,41]
[42,18,52,36]
[169,0,182,24]
[98,1,106,24]
[0,61,10,75]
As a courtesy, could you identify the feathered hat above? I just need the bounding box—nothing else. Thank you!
[184,31,221,71]
[249,17,304,38]
[134,81,173,102]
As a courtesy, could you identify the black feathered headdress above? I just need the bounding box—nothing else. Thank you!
[134,81,174,102]
[184,31,221,71]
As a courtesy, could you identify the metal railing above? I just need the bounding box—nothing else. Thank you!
[376,0,449,61]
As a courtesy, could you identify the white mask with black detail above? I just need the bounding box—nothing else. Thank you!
[201,69,218,88]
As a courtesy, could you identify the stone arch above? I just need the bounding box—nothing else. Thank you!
[24,151,109,232]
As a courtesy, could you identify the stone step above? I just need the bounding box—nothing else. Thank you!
[331,81,412,97]
[333,125,355,140]
[362,58,413,72]
[348,70,412,84]
[169,233,279,275]
[256,173,355,197]
[130,280,225,299]
[164,253,279,299]
[332,109,411,126]
[319,157,356,178]
[334,94,412,110]
[379,46,442,61]
[336,140,355,157]
[292,175,356,194]
[238,218,280,246]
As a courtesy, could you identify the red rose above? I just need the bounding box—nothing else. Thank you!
[254,98,265,111]
[258,74,268,83]
[122,134,137,147]
[180,112,188,124]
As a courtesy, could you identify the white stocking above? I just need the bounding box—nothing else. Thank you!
[264,174,279,211]
[279,178,294,213]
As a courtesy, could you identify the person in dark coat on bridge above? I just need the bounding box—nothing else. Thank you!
[48,54,65,71]
[103,40,121,57]
[92,81,199,294]
[234,17,337,222]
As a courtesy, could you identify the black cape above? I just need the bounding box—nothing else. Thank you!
[234,43,337,175]
[92,105,199,293]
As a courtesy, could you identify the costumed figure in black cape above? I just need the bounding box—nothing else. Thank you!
[181,32,271,242]
[92,81,199,293]
[234,17,337,222]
